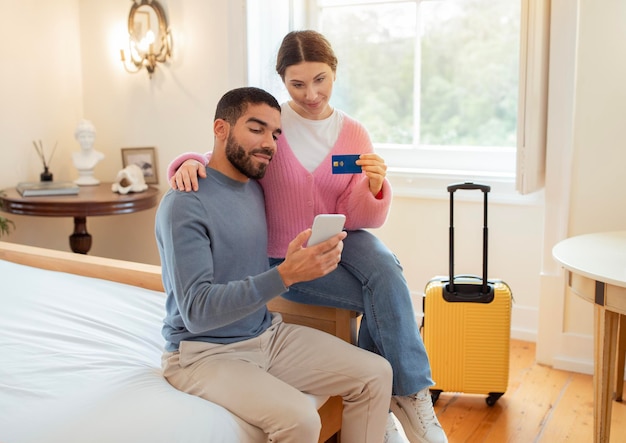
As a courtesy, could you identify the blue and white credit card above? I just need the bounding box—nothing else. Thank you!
[332,155,362,174]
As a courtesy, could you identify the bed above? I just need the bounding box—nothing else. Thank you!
[0,241,359,443]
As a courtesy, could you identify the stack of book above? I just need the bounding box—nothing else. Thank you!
[17,181,80,197]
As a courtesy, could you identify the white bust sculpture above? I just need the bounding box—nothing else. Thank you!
[72,119,104,186]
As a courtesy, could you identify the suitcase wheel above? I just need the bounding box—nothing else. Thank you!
[486,392,504,406]
[429,390,504,406]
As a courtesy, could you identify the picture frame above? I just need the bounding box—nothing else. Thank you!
[121,147,159,184]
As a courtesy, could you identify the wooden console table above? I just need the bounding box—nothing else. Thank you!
[0,183,160,254]
[553,231,626,443]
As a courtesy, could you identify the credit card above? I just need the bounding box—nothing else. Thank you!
[332,155,362,174]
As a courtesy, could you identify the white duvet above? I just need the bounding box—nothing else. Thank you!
[0,259,276,442]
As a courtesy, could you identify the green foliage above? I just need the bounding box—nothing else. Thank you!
[420,0,519,146]
[0,217,14,237]
[0,192,15,238]
[321,0,520,148]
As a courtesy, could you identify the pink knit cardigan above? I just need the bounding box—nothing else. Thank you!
[168,114,392,258]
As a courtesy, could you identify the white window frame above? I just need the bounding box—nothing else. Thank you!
[246,0,547,204]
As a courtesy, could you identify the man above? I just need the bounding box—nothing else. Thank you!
[155,87,392,442]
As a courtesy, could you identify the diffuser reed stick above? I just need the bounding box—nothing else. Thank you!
[32,140,57,181]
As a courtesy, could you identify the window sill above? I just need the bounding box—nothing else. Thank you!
[387,167,544,206]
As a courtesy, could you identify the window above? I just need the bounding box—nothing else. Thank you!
[247,0,544,201]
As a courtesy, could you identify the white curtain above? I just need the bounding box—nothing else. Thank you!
[516,0,551,195]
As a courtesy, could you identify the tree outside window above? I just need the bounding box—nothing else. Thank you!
[318,0,520,150]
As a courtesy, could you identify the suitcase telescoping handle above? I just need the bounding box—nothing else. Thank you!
[447,182,491,296]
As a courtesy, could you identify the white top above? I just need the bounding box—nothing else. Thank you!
[281,102,344,172]
[552,231,626,288]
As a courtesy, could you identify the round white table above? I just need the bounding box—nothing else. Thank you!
[553,231,626,443]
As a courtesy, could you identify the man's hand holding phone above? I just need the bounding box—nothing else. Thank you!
[308,214,346,246]
[277,214,346,287]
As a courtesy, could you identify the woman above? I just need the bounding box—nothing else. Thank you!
[168,30,447,443]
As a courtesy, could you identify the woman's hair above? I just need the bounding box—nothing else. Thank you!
[74,119,96,139]
[275,30,338,80]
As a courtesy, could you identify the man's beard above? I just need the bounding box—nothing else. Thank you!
[225,134,273,180]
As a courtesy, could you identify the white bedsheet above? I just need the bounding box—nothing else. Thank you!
[1,259,314,442]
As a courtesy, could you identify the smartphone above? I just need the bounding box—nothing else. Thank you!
[308,214,346,246]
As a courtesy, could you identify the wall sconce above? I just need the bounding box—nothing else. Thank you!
[120,0,172,78]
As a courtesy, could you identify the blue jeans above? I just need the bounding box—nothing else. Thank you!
[270,229,433,396]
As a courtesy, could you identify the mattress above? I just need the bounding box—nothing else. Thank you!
[0,259,281,442]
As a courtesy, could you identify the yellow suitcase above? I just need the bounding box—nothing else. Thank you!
[422,183,512,406]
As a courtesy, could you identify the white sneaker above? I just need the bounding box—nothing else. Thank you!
[390,388,448,443]
[384,412,406,443]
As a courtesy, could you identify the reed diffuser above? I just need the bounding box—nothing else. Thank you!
[33,140,57,181]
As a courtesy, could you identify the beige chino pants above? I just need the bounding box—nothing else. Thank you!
[162,313,392,443]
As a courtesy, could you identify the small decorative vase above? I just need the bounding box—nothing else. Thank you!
[40,167,53,182]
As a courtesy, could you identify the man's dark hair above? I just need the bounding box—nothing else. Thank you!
[214,87,281,125]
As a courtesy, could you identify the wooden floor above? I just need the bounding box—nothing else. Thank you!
[426,339,626,442]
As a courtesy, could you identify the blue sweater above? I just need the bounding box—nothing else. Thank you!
[155,168,287,352]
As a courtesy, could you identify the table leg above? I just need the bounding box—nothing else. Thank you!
[616,314,626,402]
[594,304,619,443]
[69,216,92,254]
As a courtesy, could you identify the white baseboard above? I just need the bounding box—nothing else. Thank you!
[511,304,538,342]
[413,290,626,379]
[552,356,594,375]
[511,327,537,342]
[552,332,594,375]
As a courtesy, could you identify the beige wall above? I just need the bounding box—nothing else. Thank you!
[562,0,626,336]
[569,0,626,239]
[0,0,246,264]
[0,0,552,345]
[0,0,84,253]
[371,194,543,341]
[1,0,625,372]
